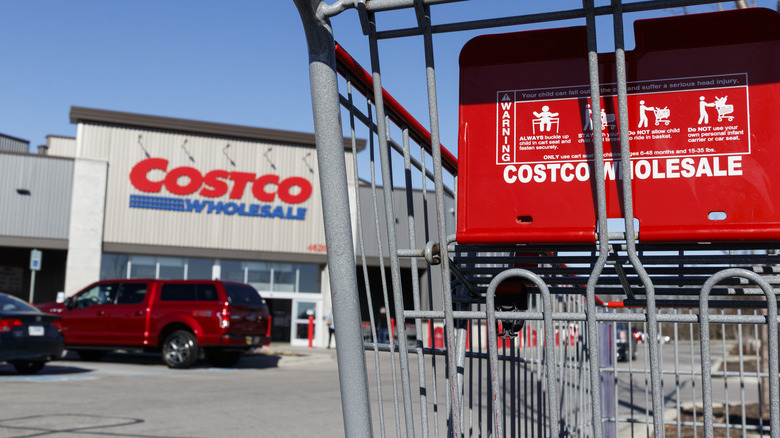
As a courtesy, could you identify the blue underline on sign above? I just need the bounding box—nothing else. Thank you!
[128,195,307,220]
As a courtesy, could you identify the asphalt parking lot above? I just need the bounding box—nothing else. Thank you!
[0,339,752,438]
[0,345,343,438]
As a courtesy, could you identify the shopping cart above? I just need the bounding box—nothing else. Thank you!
[294,2,780,437]
[715,96,735,122]
[653,107,670,125]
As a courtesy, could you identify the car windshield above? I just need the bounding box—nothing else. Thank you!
[224,284,264,306]
[0,294,38,312]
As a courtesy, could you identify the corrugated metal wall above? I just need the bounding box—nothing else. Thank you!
[78,123,344,256]
[0,153,73,239]
[46,136,76,158]
[357,185,456,261]
[0,134,29,153]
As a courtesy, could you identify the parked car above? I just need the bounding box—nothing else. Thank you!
[635,330,671,345]
[0,292,64,374]
[615,322,639,362]
[38,279,271,369]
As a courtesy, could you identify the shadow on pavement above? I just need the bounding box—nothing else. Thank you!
[0,362,92,376]
[0,413,187,438]
[0,346,326,376]
[234,353,282,369]
[54,349,284,370]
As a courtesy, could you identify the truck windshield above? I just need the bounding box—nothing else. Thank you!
[224,284,264,306]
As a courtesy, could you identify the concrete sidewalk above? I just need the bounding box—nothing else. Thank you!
[250,342,339,367]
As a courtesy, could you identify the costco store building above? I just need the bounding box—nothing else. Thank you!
[0,107,372,347]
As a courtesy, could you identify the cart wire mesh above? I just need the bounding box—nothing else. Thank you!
[293,1,780,437]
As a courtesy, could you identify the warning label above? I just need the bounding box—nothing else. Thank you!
[496,73,750,179]
[458,9,780,244]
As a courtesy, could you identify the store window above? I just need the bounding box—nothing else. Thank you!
[158,256,185,279]
[129,255,156,278]
[187,257,214,279]
[100,253,321,294]
[273,263,296,292]
[220,260,245,282]
[298,263,320,293]
[246,262,271,291]
[100,254,129,279]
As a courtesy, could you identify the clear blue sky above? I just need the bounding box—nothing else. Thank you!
[1,1,774,154]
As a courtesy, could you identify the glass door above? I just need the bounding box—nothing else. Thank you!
[290,300,318,346]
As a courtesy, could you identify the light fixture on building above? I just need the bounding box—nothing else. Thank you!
[263,147,276,170]
[303,152,314,174]
[137,135,150,158]
[181,139,195,163]
[223,144,236,167]
[16,188,31,195]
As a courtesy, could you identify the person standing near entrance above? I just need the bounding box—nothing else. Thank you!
[326,311,335,348]
[377,307,388,344]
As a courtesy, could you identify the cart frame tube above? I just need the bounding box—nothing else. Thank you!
[294,1,373,436]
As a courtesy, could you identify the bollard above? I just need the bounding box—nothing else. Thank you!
[427,320,432,348]
[434,326,444,349]
[308,314,314,348]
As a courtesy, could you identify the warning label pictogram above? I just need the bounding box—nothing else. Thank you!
[498,73,748,164]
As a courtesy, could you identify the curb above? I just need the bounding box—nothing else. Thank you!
[251,347,336,367]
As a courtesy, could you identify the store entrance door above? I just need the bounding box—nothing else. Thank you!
[266,299,291,343]
[290,300,318,347]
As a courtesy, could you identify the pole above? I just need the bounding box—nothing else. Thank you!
[29,270,36,303]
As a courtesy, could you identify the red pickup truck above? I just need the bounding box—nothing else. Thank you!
[38,279,271,368]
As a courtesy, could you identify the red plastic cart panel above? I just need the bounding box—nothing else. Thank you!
[457,9,780,243]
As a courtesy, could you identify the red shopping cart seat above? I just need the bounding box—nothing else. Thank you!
[457,8,780,244]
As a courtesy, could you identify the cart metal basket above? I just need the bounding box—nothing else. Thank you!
[293,1,780,437]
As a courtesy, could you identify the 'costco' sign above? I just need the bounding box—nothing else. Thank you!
[128,157,312,220]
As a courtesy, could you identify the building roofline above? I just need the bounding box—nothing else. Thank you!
[0,149,74,161]
[0,132,30,144]
[69,106,364,151]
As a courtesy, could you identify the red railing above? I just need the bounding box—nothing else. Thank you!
[334,43,459,175]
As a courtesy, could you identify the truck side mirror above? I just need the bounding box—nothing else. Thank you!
[65,297,75,310]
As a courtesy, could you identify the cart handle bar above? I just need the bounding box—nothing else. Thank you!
[335,42,459,175]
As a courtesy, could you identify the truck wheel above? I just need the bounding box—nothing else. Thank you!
[11,360,46,374]
[205,350,242,368]
[162,330,199,369]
